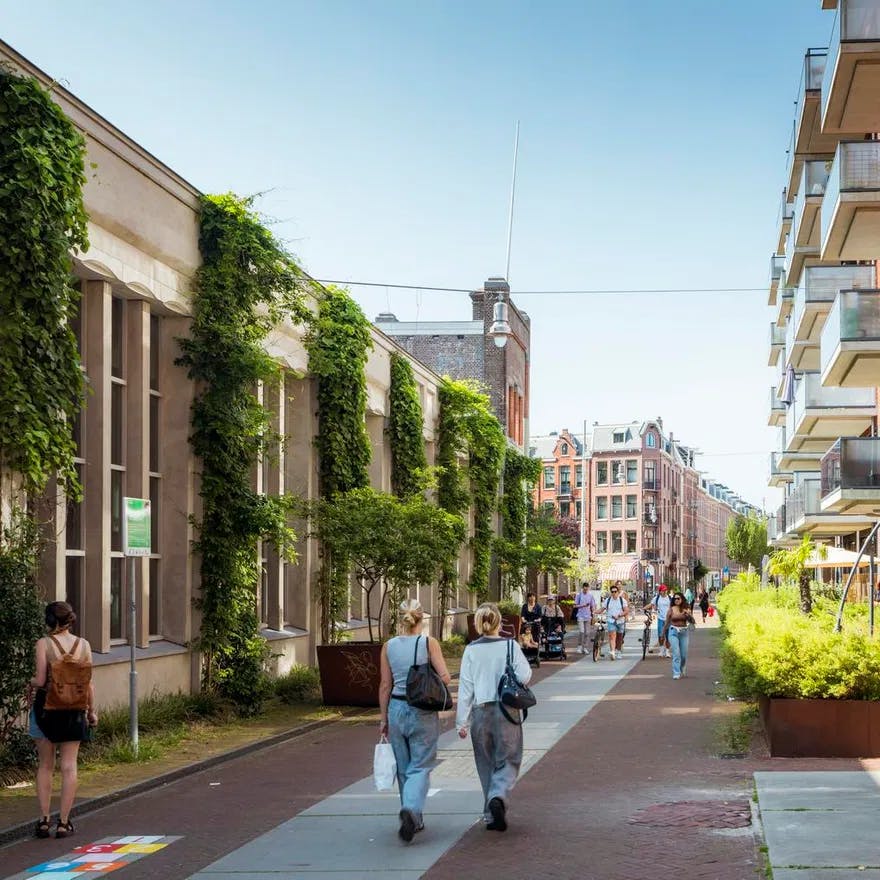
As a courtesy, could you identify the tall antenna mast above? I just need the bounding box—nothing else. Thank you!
[505,121,520,282]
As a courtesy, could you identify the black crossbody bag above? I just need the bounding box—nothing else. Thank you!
[405,635,453,712]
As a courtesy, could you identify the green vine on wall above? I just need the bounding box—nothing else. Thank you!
[177,193,308,714]
[303,286,372,642]
[0,68,88,496]
[496,449,541,595]
[387,353,427,498]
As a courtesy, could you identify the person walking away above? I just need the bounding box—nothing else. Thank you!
[647,584,671,657]
[29,601,97,839]
[574,582,596,654]
[520,592,543,645]
[698,587,710,623]
[684,585,695,612]
[457,602,532,832]
[379,599,452,842]
[604,584,628,660]
[662,592,695,680]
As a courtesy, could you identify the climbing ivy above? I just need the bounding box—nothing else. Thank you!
[0,68,88,495]
[177,193,308,714]
[495,449,542,595]
[387,353,427,499]
[303,286,373,642]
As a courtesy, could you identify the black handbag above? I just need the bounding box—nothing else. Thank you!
[498,639,537,725]
[405,636,453,711]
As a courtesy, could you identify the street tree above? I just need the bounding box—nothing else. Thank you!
[725,513,769,572]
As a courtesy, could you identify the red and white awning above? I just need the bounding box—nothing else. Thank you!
[598,558,640,583]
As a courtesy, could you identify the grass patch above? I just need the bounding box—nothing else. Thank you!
[712,703,758,756]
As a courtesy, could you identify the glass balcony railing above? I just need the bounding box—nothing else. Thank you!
[791,160,830,247]
[822,141,880,248]
[786,50,828,190]
[792,264,875,335]
[788,478,822,524]
[823,1,880,124]
[821,288,880,374]
[776,502,788,536]
[770,254,785,286]
[770,322,785,349]
[821,437,880,496]
[777,188,794,232]
[767,516,779,542]
[770,387,785,417]
[787,371,875,437]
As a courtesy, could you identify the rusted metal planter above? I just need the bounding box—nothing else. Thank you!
[465,614,522,643]
[316,642,383,707]
[759,696,880,757]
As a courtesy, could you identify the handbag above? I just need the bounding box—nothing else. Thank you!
[373,735,397,791]
[405,636,453,712]
[497,639,537,725]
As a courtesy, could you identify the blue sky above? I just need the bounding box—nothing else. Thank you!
[2,0,836,507]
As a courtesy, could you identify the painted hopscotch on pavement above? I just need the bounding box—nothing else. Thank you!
[5,835,181,880]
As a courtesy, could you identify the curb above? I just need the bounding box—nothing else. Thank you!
[0,708,361,848]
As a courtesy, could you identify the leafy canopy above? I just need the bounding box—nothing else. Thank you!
[725,513,769,572]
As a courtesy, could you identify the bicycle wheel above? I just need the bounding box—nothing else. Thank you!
[592,632,600,662]
[642,625,649,660]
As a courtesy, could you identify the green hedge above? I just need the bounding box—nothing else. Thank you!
[718,573,880,700]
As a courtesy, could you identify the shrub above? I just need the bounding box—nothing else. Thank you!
[497,599,522,617]
[440,634,466,658]
[275,666,322,704]
[719,574,880,700]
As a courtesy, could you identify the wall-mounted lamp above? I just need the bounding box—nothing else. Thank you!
[489,299,511,348]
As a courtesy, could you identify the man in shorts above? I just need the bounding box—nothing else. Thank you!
[603,583,628,660]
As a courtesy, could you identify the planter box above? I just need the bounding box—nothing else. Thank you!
[316,642,383,707]
[760,696,880,757]
[466,614,522,643]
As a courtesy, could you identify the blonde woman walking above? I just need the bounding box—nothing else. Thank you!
[379,599,451,843]
[456,603,532,832]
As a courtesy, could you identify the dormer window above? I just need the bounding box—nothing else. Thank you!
[561,442,568,456]
[646,433,657,448]
[613,431,624,443]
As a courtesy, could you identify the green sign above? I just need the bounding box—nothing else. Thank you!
[123,497,152,557]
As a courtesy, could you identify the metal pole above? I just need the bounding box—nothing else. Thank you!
[872,528,878,638]
[835,520,880,632]
[504,121,520,283]
[128,555,138,756]
[579,419,587,552]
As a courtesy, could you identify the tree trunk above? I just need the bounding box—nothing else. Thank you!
[799,570,812,615]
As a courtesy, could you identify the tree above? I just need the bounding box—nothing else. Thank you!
[768,534,824,615]
[726,514,769,571]
[693,559,709,583]
[523,508,573,584]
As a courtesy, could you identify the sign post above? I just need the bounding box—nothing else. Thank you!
[122,498,151,756]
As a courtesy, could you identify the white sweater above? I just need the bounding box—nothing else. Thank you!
[456,637,532,730]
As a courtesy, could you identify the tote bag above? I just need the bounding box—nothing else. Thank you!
[373,735,397,791]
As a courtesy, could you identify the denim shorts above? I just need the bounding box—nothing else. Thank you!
[606,619,626,633]
[28,708,44,739]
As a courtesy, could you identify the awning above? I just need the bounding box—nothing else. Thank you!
[598,558,640,582]
[802,546,878,569]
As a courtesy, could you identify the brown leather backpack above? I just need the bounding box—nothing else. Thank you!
[44,635,91,711]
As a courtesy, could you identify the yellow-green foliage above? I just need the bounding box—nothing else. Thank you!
[719,574,880,700]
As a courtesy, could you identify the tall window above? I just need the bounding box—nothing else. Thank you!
[611,495,622,519]
[626,531,637,553]
[596,531,607,554]
[575,500,582,519]
[626,495,637,518]
[560,501,570,517]
[109,297,126,641]
[596,497,607,519]
[611,531,623,553]
[644,462,657,487]
[611,459,624,484]
[559,465,571,492]
[596,461,608,485]
[148,314,162,636]
[65,291,85,620]
[626,460,638,483]
[543,466,555,489]
[561,442,568,456]
[575,464,583,487]
[646,432,657,448]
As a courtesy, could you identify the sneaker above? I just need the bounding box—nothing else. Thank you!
[610,651,616,660]
[487,797,507,832]
[399,809,416,843]
[577,646,584,654]
[673,674,681,680]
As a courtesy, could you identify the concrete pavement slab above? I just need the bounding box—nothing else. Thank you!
[772,872,880,880]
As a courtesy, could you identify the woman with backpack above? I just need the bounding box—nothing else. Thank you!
[28,601,97,839]
[378,598,452,843]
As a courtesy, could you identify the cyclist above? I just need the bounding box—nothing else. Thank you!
[646,583,672,657]
[574,582,597,654]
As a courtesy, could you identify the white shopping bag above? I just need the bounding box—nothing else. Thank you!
[373,735,397,792]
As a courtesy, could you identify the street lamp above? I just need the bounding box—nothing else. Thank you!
[489,299,512,348]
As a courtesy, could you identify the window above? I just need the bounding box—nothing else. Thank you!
[611,495,622,519]
[611,531,623,553]
[542,501,555,513]
[646,432,656,448]
[613,431,624,443]
[544,466,555,489]
[559,465,571,493]
[560,501,570,517]
[626,531,637,553]
[575,500,582,519]
[65,288,86,619]
[626,460,638,483]
[561,442,568,456]
[575,464,583,487]
[644,462,657,487]
[626,495,637,518]
[611,459,624,484]
[597,461,608,484]
[596,497,607,519]
[110,297,126,641]
[596,531,607,554]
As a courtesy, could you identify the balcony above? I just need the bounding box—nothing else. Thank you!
[557,483,572,498]
[643,508,659,526]
[821,437,880,514]
[821,0,880,134]
[768,321,785,366]
[784,49,836,198]
[792,263,875,343]
[788,474,873,535]
[776,284,795,326]
[821,288,880,387]
[785,371,875,452]
[769,254,785,306]
[785,308,819,371]
[787,161,832,286]
[641,549,660,562]
[643,478,659,491]
[769,451,796,487]
[777,189,795,254]
[769,387,786,428]
[821,141,880,262]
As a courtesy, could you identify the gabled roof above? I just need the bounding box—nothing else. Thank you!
[590,422,642,453]
[529,430,586,460]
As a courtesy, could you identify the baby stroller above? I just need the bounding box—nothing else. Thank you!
[519,619,541,668]
[540,615,567,661]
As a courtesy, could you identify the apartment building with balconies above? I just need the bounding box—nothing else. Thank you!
[767,0,880,556]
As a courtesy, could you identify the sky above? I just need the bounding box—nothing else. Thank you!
[1,0,837,508]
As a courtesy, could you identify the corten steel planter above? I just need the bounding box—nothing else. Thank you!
[466,614,522,643]
[316,642,383,707]
[759,696,880,757]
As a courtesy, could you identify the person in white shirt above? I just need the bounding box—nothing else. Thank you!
[456,603,532,833]
[647,584,672,657]
[574,582,597,654]
[603,584,628,660]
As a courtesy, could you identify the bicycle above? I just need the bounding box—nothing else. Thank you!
[592,613,607,662]
[639,608,654,661]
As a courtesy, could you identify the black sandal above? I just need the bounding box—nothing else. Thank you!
[55,819,74,839]
[35,817,51,839]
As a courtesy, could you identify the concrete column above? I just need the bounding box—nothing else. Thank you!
[83,280,112,653]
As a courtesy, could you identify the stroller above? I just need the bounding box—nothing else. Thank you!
[518,619,542,668]
[540,615,567,661]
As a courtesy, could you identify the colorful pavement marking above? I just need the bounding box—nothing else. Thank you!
[4,835,181,880]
